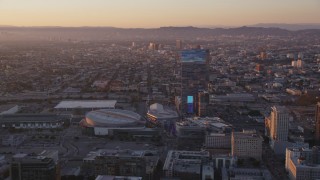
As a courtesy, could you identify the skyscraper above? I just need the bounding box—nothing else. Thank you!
[315,103,320,144]
[270,106,289,142]
[180,49,209,115]
[197,90,209,117]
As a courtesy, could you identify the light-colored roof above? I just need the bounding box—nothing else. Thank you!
[210,122,228,128]
[163,150,210,171]
[83,109,144,127]
[148,103,178,119]
[271,105,289,113]
[54,100,117,109]
[150,103,164,111]
[0,104,18,114]
[95,175,142,180]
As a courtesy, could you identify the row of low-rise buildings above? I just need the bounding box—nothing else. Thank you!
[163,149,272,180]
[286,146,320,180]
[205,130,263,161]
[175,116,264,161]
[4,147,272,180]
[82,149,159,179]
[0,114,64,129]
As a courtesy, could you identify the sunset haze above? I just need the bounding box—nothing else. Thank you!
[1,0,320,27]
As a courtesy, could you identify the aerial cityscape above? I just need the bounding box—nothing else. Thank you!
[1,1,320,180]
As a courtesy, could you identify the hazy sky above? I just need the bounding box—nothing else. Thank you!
[1,0,320,28]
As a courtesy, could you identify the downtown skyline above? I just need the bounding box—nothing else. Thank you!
[1,0,320,28]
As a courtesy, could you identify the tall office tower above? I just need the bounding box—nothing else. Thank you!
[270,106,289,142]
[180,49,209,115]
[315,103,320,144]
[11,154,58,180]
[197,90,209,117]
[176,40,182,49]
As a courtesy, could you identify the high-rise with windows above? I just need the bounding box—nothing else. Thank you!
[180,49,209,115]
[270,106,289,142]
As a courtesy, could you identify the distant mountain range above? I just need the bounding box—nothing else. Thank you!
[0,25,320,41]
[250,23,320,31]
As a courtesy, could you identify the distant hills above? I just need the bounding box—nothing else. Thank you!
[250,23,320,31]
[0,25,320,41]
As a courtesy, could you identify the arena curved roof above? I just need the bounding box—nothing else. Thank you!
[147,103,179,119]
[81,109,145,128]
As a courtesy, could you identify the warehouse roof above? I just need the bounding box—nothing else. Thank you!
[54,100,117,109]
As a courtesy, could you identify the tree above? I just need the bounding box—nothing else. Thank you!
[248,110,261,116]
[237,159,244,166]
[253,160,260,167]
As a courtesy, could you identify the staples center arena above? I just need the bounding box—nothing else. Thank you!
[80,109,159,137]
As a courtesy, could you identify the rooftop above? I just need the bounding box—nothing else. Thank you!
[288,147,320,168]
[178,117,230,129]
[163,150,210,171]
[232,131,261,139]
[147,103,178,119]
[84,149,146,161]
[54,100,117,109]
[229,168,272,180]
[0,114,61,123]
[84,109,143,127]
[209,133,229,136]
[271,105,289,113]
[95,175,142,180]
[0,104,18,114]
[174,161,201,174]
[12,154,54,164]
